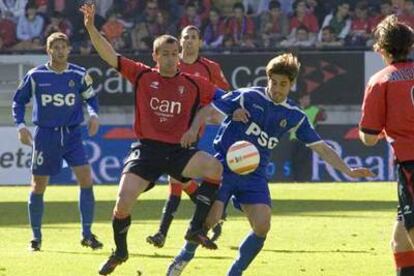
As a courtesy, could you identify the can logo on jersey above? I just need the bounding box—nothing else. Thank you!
[68,80,75,87]
[279,119,287,128]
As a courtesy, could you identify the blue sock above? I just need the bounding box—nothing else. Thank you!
[28,192,44,241]
[79,187,95,239]
[228,232,266,276]
[177,241,199,261]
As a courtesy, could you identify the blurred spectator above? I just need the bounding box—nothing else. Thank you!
[0,0,27,21]
[278,0,294,15]
[212,0,240,17]
[242,0,271,15]
[289,0,319,39]
[101,10,126,51]
[95,0,113,18]
[259,0,289,47]
[222,34,235,52]
[346,1,370,46]
[136,0,159,24]
[178,3,203,29]
[280,25,314,47]
[369,0,393,28]
[316,25,344,47]
[13,3,44,51]
[0,10,16,50]
[203,8,226,48]
[35,0,47,14]
[102,10,124,41]
[319,1,351,42]
[79,40,92,56]
[113,0,144,21]
[225,2,256,48]
[399,0,414,26]
[43,11,72,39]
[391,0,405,15]
[305,0,333,25]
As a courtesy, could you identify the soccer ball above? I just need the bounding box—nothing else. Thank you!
[226,140,260,175]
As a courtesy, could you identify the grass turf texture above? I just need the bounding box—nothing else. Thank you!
[0,183,396,276]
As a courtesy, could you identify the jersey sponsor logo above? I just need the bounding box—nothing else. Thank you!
[150,81,159,89]
[149,97,182,115]
[40,93,76,107]
[245,121,279,149]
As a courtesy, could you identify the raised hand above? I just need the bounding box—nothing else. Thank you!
[79,3,95,29]
[347,168,375,178]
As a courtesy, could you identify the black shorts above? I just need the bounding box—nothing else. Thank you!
[122,139,198,190]
[396,161,414,230]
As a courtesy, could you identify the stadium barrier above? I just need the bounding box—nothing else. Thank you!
[0,124,391,185]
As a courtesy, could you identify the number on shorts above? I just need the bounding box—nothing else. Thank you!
[33,150,44,166]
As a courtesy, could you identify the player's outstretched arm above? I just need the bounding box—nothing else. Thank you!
[310,142,375,178]
[181,104,219,148]
[80,3,117,68]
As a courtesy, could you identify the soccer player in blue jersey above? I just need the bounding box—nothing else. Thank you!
[12,32,103,252]
[167,53,375,275]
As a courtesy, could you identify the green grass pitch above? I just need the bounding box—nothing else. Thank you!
[0,183,397,276]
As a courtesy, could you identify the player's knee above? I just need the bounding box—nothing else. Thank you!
[253,221,271,237]
[113,207,130,219]
[203,158,223,179]
[31,177,47,193]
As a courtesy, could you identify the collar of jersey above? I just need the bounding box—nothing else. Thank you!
[46,62,68,74]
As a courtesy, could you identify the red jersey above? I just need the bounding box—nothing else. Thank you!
[118,56,218,144]
[179,57,230,90]
[360,61,414,161]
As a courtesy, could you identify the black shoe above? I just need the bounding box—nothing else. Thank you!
[211,221,224,242]
[185,229,217,250]
[29,239,41,252]
[81,234,103,250]
[146,232,166,248]
[98,251,128,275]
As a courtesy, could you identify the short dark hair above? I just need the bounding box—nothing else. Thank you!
[180,25,201,39]
[373,15,414,61]
[153,35,179,53]
[269,0,281,10]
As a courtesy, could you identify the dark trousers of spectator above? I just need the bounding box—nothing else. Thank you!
[291,139,312,182]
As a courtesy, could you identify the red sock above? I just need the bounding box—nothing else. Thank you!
[394,251,414,269]
[183,180,198,196]
[169,181,183,197]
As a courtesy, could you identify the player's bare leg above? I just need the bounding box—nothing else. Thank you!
[98,173,150,275]
[73,164,103,250]
[392,221,414,275]
[28,175,48,251]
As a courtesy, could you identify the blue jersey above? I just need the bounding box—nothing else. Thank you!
[212,87,322,175]
[12,63,99,127]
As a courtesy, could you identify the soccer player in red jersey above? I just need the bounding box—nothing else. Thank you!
[359,15,414,276]
[81,4,225,275]
[146,25,230,248]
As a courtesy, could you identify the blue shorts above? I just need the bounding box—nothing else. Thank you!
[32,125,88,175]
[215,153,271,209]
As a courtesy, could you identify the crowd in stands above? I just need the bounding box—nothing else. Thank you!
[0,0,413,53]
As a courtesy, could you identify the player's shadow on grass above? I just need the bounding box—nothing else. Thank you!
[46,250,232,260]
[0,199,395,226]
